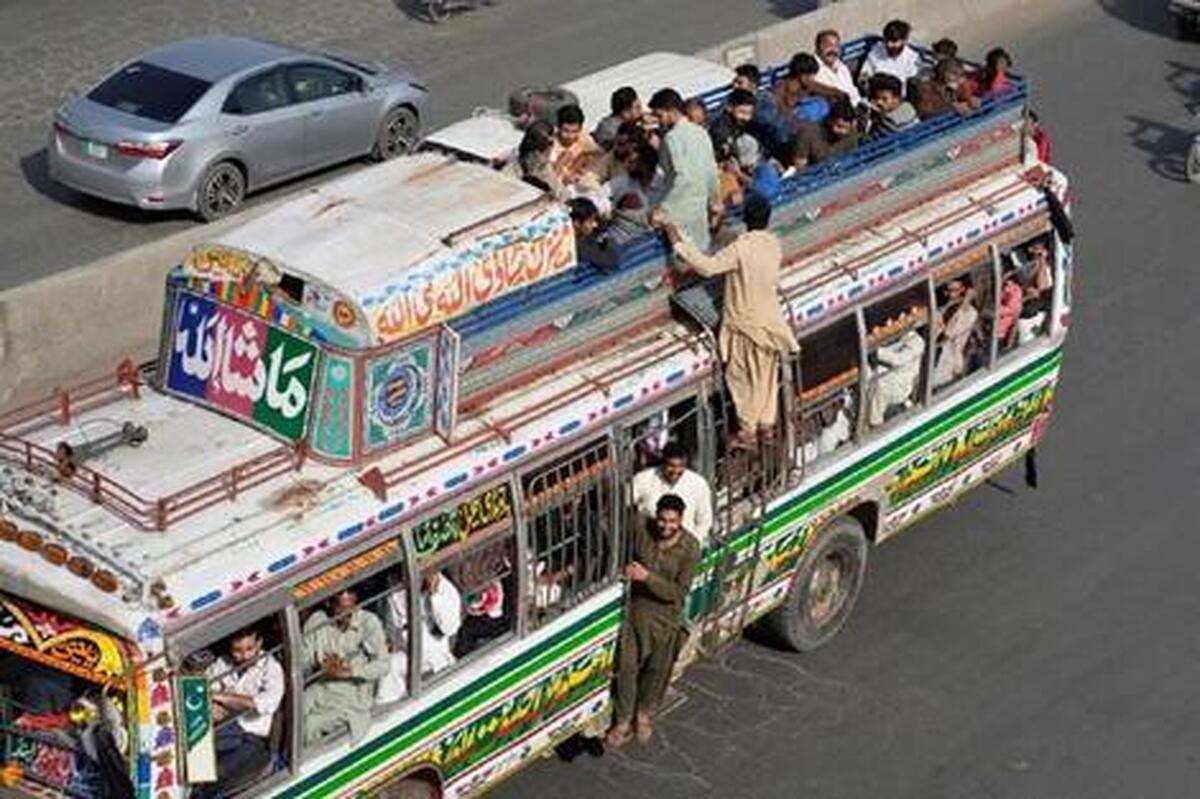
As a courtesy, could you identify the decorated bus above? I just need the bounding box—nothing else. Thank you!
[0,39,1069,799]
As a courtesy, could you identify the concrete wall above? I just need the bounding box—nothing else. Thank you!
[696,0,1042,67]
[0,0,1046,414]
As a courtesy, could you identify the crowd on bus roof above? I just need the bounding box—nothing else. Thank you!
[507,19,1051,278]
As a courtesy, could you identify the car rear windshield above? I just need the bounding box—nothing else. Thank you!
[88,61,212,124]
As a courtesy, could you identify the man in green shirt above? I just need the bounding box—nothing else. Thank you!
[649,88,721,252]
[607,493,701,747]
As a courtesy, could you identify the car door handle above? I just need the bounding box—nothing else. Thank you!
[229,124,250,136]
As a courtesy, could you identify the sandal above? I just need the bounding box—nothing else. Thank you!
[605,721,633,750]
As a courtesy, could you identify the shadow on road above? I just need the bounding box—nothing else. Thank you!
[392,0,496,24]
[1165,59,1200,113]
[18,147,192,226]
[1096,0,1179,38]
[1126,114,1194,182]
[766,0,820,20]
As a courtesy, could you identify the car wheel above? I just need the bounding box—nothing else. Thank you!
[196,160,246,222]
[375,777,439,799]
[372,106,420,161]
[759,515,868,652]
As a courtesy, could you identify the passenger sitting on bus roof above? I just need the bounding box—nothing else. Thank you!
[867,321,925,427]
[1027,111,1052,164]
[912,59,980,120]
[511,120,568,199]
[859,19,921,88]
[795,98,860,166]
[193,627,285,798]
[609,140,664,212]
[867,74,919,137]
[649,88,721,252]
[632,441,714,548]
[750,135,800,204]
[655,193,798,447]
[932,276,980,389]
[607,493,701,749]
[569,197,622,272]
[593,86,642,150]
[716,134,762,210]
[814,30,864,107]
[775,53,836,131]
[709,89,768,165]
[591,121,643,186]
[967,47,1014,97]
[552,104,602,187]
[301,588,390,745]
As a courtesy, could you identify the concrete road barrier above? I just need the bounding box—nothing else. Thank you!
[0,0,1047,415]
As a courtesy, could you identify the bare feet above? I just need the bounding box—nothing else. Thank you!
[605,721,632,750]
[635,712,654,744]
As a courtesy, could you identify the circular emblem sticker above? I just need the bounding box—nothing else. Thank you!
[375,364,424,425]
[332,300,357,329]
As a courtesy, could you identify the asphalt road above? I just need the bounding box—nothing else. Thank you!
[0,0,814,290]
[490,2,1200,798]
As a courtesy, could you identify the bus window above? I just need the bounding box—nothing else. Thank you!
[297,563,406,749]
[932,259,994,394]
[998,235,1054,354]
[181,615,289,798]
[794,314,860,470]
[864,283,931,428]
[523,438,617,628]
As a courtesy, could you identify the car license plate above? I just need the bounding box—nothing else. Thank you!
[82,140,108,159]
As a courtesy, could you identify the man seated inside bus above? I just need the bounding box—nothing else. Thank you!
[194,626,286,798]
[799,389,854,466]
[456,577,508,658]
[932,275,980,389]
[631,441,714,548]
[1012,238,1054,344]
[301,587,390,746]
[997,267,1025,348]
[387,571,462,677]
[867,310,926,427]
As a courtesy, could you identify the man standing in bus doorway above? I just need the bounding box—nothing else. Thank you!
[607,494,701,748]
[632,442,714,548]
[649,88,721,252]
[654,193,798,448]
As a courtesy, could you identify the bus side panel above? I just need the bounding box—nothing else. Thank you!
[275,592,621,799]
[731,347,1064,623]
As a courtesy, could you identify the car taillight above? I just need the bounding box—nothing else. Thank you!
[115,139,182,159]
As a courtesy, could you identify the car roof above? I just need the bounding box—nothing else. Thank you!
[139,35,303,83]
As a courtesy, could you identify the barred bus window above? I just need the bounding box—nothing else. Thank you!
[863,283,931,428]
[794,314,860,470]
[180,615,290,796]
[522,438,616,628]
[932,259,994,394]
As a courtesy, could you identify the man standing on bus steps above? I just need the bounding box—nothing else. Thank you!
[607,494,701,748]
[632,442,713,548]
[654,193,798,448]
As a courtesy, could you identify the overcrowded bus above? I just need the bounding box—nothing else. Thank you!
[0,36,1071,799]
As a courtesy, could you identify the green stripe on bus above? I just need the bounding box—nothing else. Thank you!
[700,347,1062,567]
[283,601,621,797]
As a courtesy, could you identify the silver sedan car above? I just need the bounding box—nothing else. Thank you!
[48,36,430,220]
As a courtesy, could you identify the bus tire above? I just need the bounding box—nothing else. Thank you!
[375,777,439,799]
[761,515,868,652]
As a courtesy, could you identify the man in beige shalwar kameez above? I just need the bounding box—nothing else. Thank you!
[655,193,798,446]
